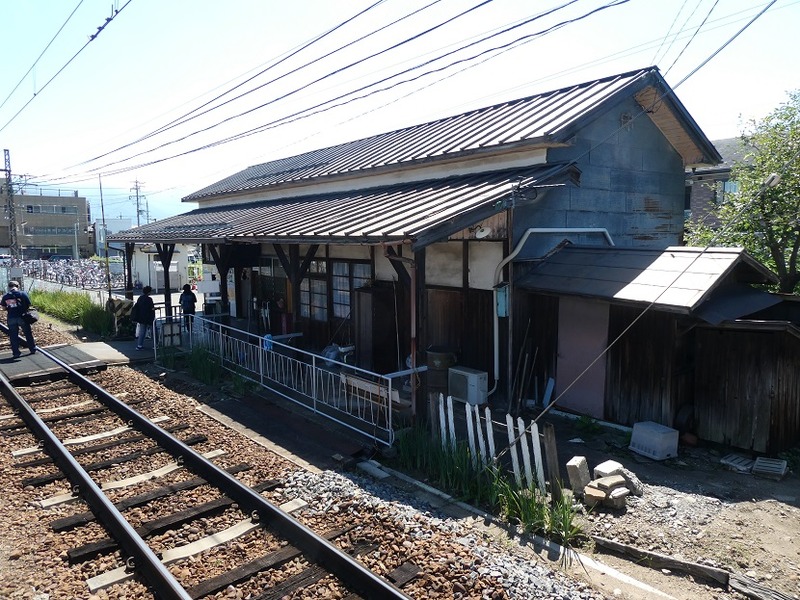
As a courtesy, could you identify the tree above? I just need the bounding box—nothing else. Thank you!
[686,90,800,293]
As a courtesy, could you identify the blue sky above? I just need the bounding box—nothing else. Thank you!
[1,0,798,223]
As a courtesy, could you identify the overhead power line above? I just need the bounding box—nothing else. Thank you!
[0,0,133,135]
[76,0,629,177]
[0,0,85,114]
[72,0,494,171]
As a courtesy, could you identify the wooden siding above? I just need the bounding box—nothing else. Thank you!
[605,306,679,426]
[695,327,800,453]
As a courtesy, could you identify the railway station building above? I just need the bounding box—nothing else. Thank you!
[109,66,800,453]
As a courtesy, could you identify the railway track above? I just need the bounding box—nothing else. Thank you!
[0,344,412,599]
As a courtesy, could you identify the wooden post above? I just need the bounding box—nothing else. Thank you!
[542,422,562,503]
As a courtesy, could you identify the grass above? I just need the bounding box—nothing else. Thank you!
[29,289,92,325]
[29,289,114,336]
[390,424,585,548]
[187,346,223,385]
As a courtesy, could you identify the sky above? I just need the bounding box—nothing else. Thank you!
[1,0,798,225]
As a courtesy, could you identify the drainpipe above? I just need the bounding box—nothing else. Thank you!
[381,243,417,418]
[489,228,615,397]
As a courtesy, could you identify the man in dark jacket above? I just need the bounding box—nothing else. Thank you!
[1,281,36,358]
[133,286,156,350]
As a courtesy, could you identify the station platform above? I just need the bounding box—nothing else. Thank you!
[0,340,154,384]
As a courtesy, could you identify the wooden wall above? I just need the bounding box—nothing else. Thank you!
[695,326,800,453]
[605,306,681,426]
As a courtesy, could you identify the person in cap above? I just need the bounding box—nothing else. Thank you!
[1,281,36,358]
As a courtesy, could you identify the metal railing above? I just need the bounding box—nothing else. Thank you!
[159,315,423,447]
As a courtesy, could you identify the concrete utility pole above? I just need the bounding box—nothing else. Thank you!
[130,180,146,226]
[3,149,19,259]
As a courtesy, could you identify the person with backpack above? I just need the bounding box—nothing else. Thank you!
[132,286,156,350]
[179,283,197,331]
[1,281,36,358]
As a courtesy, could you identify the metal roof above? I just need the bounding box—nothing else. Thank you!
[515,245,778,314]
[184,66,718,202]
[110,165,572,249]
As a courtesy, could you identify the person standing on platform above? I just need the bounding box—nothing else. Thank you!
[1,281,36,358]
[132,285,156,350]
[179,283,197,331]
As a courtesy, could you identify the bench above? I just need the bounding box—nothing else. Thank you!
[340,374,412,412]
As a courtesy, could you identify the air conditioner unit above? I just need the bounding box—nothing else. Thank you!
[448,366,488,405]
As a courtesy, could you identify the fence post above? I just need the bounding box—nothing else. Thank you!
[505,413,522,487]
[446,396,456,451]
[484,406,496,462]
[465,403,478,468]
[531,422,546,493]
[474,405,488,466]
[542,422,562,503]
[438,394,448,451]
[517,417,534,490]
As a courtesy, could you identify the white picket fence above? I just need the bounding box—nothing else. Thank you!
[435,393,546,492]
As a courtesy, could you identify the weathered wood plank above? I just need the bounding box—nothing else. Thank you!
[728,572,794,600]
[592,535,729,585]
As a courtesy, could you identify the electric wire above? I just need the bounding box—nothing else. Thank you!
[0,0,134,135]
[0,0,85,113]
[73,0,403,167]
[650,0,690,66]
[73,0,629,178]
[663,0,721,78]
[71,0,498,173]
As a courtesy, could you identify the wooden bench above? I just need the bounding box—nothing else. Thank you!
[341,374,412,412]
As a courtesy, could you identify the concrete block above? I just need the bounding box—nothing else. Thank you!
[604,487,630,510]
[566,456,591,494]
[583,485,606,507]
[593,459,623,480]
[619,467,644,496]
[594,474,627,491]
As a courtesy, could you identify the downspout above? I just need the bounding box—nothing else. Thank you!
[489,227,615,397]
[381,242,417,418]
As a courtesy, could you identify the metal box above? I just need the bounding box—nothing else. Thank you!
[448,366,488,405]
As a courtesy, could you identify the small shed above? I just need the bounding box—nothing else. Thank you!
[516,244,798,453]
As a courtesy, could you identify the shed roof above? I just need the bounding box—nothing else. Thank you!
[515,245,778,316]
[184,66,720,202]
[110,164,574,250]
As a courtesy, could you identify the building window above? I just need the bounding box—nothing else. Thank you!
[332,261,371,318]
[714,179,739,204]
[300,260,327,321]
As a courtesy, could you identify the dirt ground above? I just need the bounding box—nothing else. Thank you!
[545,412,800,599]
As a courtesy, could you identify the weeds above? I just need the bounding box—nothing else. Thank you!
[575,415,602,435]
[187,346,223,385]
[390,425,583,548]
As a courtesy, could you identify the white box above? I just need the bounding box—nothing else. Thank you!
[629,421,678,461]
[448,366,488,405]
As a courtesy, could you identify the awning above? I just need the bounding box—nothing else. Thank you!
[694,283,782,324]
[110,164,576,250]
[516,245,778,317]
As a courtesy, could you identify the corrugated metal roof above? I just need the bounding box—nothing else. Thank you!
[516,245,778,313]
[185,66,716,202]
[110,165,570,248]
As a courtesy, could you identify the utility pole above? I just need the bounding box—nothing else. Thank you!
[3,149,19,259]
[130,179,146,226]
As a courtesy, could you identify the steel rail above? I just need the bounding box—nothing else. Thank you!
[0,369,192,600]
[29,343,411,600]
